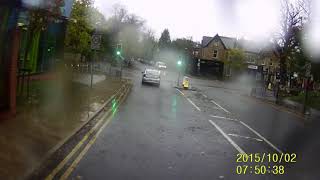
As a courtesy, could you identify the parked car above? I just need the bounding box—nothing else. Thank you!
[155,61,167,69]
[141,68,161,86]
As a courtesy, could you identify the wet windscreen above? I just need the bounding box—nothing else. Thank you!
[0,0,320,180]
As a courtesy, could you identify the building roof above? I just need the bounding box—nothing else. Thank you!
[201,34,237,49]
[201,34,279,55]
[201,36,213,47]
[239,40,261,54]
[220,36,237,49]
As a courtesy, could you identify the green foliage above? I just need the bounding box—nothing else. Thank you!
[103,4,150,59]
[224,49,246,71]
[171,38,193,55]
[64,0,92,55]
[65,2,157,61]
[290,91,320,110]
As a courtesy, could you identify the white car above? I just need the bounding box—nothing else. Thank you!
[155,61,167,69]
[141,69,161,86]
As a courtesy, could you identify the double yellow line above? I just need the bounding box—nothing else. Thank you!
[46,85,131,180]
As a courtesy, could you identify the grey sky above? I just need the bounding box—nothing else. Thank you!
[94,0,297,42]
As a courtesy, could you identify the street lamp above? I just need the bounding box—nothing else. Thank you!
[177,59,183,87]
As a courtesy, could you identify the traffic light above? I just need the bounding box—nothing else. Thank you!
[177,60,182,66]
[116,43,122,56]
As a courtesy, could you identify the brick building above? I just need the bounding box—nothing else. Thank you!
[192,34,279,79]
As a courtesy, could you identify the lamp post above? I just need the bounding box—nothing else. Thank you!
[177,59,182,87]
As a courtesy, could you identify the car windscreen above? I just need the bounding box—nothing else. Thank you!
[146,70,160,76]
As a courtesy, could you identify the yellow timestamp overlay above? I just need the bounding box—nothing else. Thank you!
[236,165,285,175]
[236,153,297,163]
[235,153,297,175]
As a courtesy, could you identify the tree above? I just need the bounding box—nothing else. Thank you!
[171,38,193,52]
[158,29,171,50]
[274,0,309,84]
[223,49,245,74]
[104,4,147,59]
[141,29,157,59]
[64,0,92,60]
[171,37,195,71]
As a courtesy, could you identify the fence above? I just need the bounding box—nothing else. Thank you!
[67,61,123,78]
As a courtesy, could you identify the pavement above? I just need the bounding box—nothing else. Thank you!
[38,61,320,180]
[0,73,126,180]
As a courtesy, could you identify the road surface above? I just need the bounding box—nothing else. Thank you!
[60,61,319,180]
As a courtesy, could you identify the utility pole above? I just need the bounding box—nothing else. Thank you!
[116,43,123,79]
[303,63,311,114]
[177,59,182,87]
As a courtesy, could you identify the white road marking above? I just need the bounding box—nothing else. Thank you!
[210,115,239,122]
[239,121,283,154]
[178,87,281,154]
[202,94,207,98]
[176,88,185,96]
[210,100,230,113]
[228,133,263,142]
[187,98,201,111]
[176,88,201,111]
[209,120,245,154]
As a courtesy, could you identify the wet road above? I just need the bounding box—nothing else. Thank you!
[67,62,319,180]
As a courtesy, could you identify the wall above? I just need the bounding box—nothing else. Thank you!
[200,37,227,61]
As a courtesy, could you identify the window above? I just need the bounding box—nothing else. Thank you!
[213,50,218,58]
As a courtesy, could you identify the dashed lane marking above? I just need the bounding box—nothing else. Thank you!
[228,133,263,142]
[176,88,201,111]
[177,88,283,154]
[209,120,245,154]
[239,121,283,154]
[210,115,239,122]
[210,115,283,153]
[176,88,185,96]
[186,98,201,111]
[210,99,230,113]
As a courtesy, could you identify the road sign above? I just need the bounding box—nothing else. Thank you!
[91,34,101,50]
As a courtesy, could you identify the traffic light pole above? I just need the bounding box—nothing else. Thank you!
[177,70,181,87]
[120,56,122,80]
